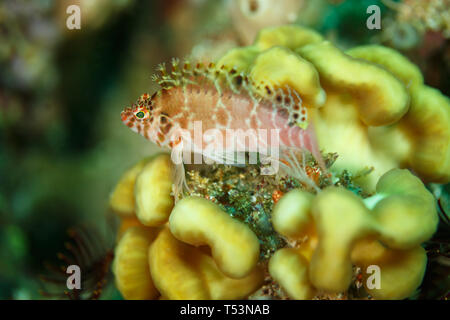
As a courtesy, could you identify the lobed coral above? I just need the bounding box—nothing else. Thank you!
[271,168,438,299]
[216,25,450,191]
[110,25,448,300]
[111,155,265,299]
[110,155,439,299]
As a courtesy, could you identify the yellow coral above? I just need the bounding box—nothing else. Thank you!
[269,248,315,299]
[110,155,264,300]
[149,228,264,299]
[111,159,437,300]
[351,239,427,300]
[299,41,409,126]
[272,188,314,239]
[309,187,376,292]
[135,153,175,226]
[348,45,450,183]
[169,196,260,278]
[116,216,144,240]
[270,168,438,299]
[113,226,160,300]
[109,157,153,217]
[255,25,323,51]
[216,25,450,191]
[250,47,326,107]
[346,45,424,89]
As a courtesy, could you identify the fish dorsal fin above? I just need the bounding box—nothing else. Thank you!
[152,58,252,95]
[253,81,309,130]
[151,58,308,129]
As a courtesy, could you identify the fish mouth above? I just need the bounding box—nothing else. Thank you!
[120,107,133,122]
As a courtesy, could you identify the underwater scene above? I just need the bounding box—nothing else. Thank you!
[0,0,449,302]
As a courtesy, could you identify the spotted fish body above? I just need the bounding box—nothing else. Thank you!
[121,61,325,195]
[121,60,325,192]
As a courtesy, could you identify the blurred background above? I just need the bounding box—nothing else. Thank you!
[0,0,448,299]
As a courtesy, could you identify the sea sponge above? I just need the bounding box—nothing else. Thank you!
[270,168,438,299]
[216,25,450,191]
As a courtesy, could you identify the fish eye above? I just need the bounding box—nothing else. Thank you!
[135,111,145,119]
[134,108,150,120]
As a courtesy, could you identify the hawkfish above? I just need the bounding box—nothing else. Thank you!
[121,59,325,198]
